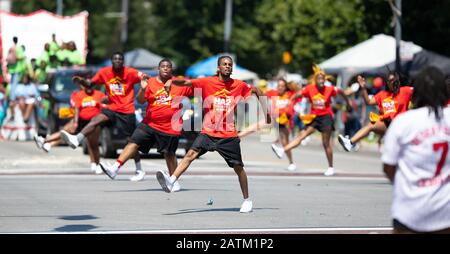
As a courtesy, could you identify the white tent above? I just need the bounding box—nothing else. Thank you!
[319,34,422,87]
[231,67,259,84]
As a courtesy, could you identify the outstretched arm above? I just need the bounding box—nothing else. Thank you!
[140,73,150,81]
[252,86,271,124]
[72,76,86,85]
[289,90,303,104]
[164,78,193,94]
[72,75,97,88]
[172,78,193,87]
[338,88,352,113]
[136,79,148,104]
[357,75,377,105]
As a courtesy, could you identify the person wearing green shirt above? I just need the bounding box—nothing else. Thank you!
[67,41,85,66]
[6,37,26,100]
[49,34,59,56]
[34,61,50,84]
[56,42,71,64]
[48,55,61,69]
[38,43,52,65]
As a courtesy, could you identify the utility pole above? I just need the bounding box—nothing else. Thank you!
[56,0,63,16]
[120,0,129,50]
[394,0,402,73]
[223,0,233,53]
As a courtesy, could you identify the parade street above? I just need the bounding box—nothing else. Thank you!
[0,135,392,234]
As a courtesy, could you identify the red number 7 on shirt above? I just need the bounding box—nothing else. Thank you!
[433,142,449,177]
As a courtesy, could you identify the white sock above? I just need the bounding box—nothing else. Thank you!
[328,167,334,171]
[90,163,97,171]
[135,161,142,171]
[169,175,177,184]
[243,198,251,202]
[76,133,85,143]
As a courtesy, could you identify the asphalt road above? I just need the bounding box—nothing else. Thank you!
[0,134,392,234]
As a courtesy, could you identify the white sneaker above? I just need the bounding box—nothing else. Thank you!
[42,143,51,153]
[338,134,355,152]
[271,144,285,159]
[171,180,181,192]
[60,130,79,149]
[301,136,311,146]
[33,134,45,149]
[90,163,97,172]
[239,199,253,213]
[90,164,103,174]
[130,170,145,182]
[287,164,297,171]
[94,165,103,175]
[99,162,118,180]
[156,170,173,193]
[324,167,335,176]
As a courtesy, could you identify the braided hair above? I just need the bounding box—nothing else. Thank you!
[412,67,449,121]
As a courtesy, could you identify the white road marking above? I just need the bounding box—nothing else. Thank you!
[24,227,393,234]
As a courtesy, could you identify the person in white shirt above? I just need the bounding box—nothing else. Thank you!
[382,66,450,234]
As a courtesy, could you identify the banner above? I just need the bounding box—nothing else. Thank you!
[0,10,88,78]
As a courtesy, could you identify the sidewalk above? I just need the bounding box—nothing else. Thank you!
[0,135,384,177]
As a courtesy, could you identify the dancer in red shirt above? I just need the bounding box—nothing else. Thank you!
[100,59,192,192]
[271,65,351,176]
[155,55,269,213]
[34,79,105,173]
[239,78,297,171]
[338,72,413,152]
[60,52,149,181]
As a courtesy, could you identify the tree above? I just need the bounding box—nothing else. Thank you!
[402,0,450,57]
[254,0,369,75]
[11,1,450,77]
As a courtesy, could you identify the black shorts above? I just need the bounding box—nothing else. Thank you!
[76,119,90,133]
[130,123,179,154]
[101,108,136,137]
[383,118,392,128]
[191,133,244,168]
[278,124,289,132]
[307,114,335,132]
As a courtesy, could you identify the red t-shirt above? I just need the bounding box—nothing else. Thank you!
[301,84,339,116]
[266,89,294,118]
[374,86,413,120]
[142,77,193,136]
[91,66,144,114]
[70,90,106,120]
[192,76,252,138]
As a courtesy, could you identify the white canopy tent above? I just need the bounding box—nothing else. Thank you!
[231,67,259,84]
[319,34,422,87]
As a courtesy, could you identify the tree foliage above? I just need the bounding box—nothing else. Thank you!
[10,0,450,77]
[254,0,368,75]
